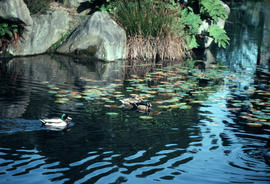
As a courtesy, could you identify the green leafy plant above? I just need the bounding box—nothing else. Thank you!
[178,8,202,49]
[0,19,25,52]
[177,0,230,49]
[0,23,15,38]
[199,0,228,22]
[208,25,230,48]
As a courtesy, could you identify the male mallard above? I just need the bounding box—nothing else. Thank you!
[40,113,72,128]
[120,95,143,109]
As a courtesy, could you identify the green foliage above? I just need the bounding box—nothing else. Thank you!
[180,8,202,35]
[178,8,202,49]
[112,0,175,38]
[0,23,18,38]
[111,0,230,49]
[200,0,228,22]
[177,0,230,49]
[208,25,230,48]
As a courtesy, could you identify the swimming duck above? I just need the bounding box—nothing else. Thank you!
[40,113,72,128]
[120,95,143,109]
[134,102,152,113]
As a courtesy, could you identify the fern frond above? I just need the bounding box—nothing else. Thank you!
[208,25,230,48]
[200,0,228,22]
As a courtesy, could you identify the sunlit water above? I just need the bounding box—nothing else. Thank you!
[1,2,270,184]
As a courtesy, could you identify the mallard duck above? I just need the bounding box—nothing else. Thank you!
[40,113,72,128]
[120,95,143,109]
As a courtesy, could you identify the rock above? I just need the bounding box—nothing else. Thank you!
[198,1,230,48]
[7,10,69,56]
[57,11,127,61]
[0,0,32,25]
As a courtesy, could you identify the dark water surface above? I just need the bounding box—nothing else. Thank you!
[1,2,270,184]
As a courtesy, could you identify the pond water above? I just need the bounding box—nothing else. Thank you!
[0,1,270,184]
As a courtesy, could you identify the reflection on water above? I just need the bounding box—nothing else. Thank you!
[0,1,270,184]
[212,0,270,72]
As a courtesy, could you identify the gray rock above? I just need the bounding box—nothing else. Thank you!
[57,11,127,61]
[8,10,69,56]
[0,0,32,25]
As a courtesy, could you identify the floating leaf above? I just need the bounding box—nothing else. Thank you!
[168,104,181,108]
[157,105,170,109]
[106,112,119,116]
[41,81,49,84]
[139,116,153,120]
[58,90,68,94]
[146,90,157,94]
[55,98,69,104]
[48,90,58,94]
[246,123,262,128]
[82,89,103,96]
[105,100,115,103]
[104,105,118,108]
[72,95,82,99]
[179,105,192,110]
[55,94,65,97]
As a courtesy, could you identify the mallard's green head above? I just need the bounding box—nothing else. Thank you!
[61,113,72,121]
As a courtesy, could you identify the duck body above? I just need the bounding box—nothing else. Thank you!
[40,114,72,128]
[120,95,143,109]
[135,102,152,113]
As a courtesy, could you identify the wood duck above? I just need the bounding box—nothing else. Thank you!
[134,102,152,113]
[40,113,72,128]
[120,95,143,109]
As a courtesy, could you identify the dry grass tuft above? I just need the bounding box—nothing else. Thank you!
[127,34,187,62]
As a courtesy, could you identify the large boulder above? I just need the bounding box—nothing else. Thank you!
[7,10,69,56]
[0,0,32,25]
[57,11,127,61]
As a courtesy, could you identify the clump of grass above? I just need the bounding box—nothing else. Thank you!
[112,0,186,61]
[127,34,186,61]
